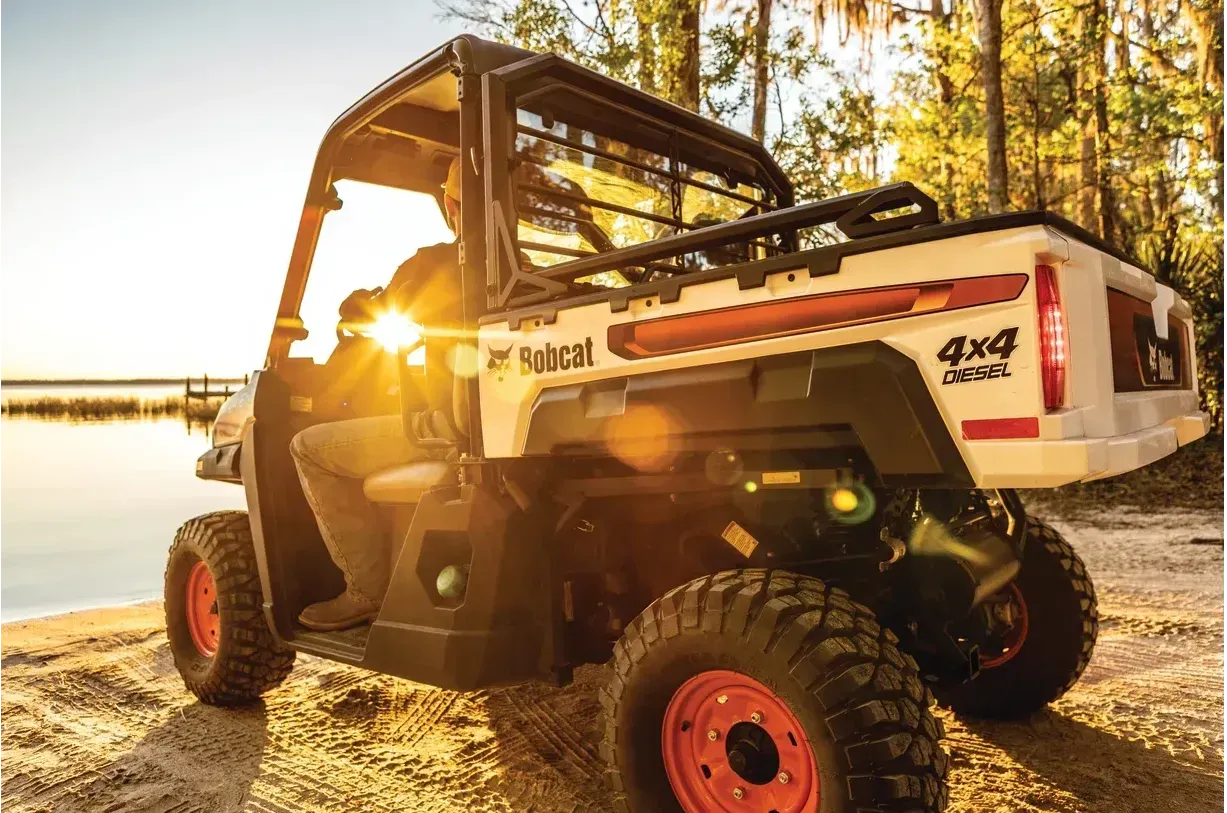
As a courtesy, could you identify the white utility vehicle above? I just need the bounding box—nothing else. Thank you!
[172,36,1208,813]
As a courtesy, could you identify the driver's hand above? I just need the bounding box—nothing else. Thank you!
[338,287,384,322]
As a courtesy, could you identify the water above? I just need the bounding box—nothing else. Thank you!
[1,381,243,403]
[1,417,246,622]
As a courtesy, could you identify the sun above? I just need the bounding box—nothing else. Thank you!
[367,312,422,352]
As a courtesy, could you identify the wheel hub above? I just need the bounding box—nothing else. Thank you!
[980,582,1028,669]
[185,560,220,658]
[662,670,819,813]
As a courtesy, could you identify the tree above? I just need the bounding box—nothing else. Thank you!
[436,0,1224,420]
[751,0,773,140]
[662,0,703,110]
[974,0,1009,212]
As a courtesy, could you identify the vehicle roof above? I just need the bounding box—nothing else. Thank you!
[317,34,792,202]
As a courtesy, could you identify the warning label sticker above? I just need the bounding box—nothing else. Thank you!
[762,471,801,485]
[721,521,759,558]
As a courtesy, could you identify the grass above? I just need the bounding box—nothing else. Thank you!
[1,396,223,422]
[1023,432,1224,514]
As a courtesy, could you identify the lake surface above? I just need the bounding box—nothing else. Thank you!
[1,416,246,622]
[1,381,244,403]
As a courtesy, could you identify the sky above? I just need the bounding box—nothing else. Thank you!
[0,1,893,380]
[1,0,464,379]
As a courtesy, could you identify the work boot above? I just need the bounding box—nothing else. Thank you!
[298,589,379,631]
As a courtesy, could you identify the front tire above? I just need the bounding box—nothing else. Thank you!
[599,569,949,813]
[164,511,295,706]
[936,516,1098,719]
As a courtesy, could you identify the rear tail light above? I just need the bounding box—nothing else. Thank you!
[1035,264,1066,410]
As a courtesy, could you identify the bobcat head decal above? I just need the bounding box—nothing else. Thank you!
[486,344,514,381]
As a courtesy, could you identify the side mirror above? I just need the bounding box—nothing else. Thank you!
[309,183,344,212]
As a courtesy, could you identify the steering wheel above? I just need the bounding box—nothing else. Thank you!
[335,286,380,342]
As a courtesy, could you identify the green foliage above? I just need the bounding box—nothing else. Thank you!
[438,0,1223,422]
[1141,222,1224,424]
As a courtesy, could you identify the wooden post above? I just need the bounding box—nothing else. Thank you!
[203,373,208,397]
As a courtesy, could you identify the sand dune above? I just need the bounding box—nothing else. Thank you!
[2,509,1222,812]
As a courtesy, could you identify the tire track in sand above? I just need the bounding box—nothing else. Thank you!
[1,507,1221,812]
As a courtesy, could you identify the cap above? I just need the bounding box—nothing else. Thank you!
[443,157,462,202]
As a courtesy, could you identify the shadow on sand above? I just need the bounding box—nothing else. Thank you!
[959,708,1223,812]
[64,700,270,812]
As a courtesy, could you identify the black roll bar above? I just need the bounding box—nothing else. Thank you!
[534,183,940,284]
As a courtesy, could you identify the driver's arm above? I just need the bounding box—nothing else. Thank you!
[376,254,422,313]
[377,243,461,322]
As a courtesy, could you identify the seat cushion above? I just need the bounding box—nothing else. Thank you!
[362,460,457,504]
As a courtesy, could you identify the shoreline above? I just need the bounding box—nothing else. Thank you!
[1,394,223,421]
[1,597,161,627]
[2,378,247,386]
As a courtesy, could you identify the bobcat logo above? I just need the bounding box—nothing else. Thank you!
[486,344,514,381]
[1146,339,1177,383]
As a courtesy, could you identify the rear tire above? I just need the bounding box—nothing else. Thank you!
[935,516,1097,719]
[599,569,949,813]
[164,511,295,706]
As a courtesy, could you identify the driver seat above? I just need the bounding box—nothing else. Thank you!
[361,354,471,506]
[363,460,456,504]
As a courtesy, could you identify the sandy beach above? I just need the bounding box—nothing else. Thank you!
[2,508,1222,812]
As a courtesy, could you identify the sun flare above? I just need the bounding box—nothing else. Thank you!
[367,312,422,352]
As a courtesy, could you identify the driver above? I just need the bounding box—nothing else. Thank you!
[289,157,464,632]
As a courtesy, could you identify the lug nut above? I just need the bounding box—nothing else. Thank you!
[717,694,728,705]
[749,710,763,724]
[732,787,745,800]
[778,771,791,784]
[707,728,720,741]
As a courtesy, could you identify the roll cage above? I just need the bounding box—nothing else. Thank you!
[266,34,944,457]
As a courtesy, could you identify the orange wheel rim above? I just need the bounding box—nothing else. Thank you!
[185,560,220,658]
[662,670,820,813]
[981,582,1028,669]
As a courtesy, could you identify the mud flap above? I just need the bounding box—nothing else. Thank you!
[361,484,550,690]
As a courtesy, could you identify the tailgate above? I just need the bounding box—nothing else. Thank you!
[1106,289,1192,391]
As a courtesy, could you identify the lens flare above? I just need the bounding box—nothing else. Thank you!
[704,449,744,485]
[367,312,422,352]
[604,405,680,472]
[831,488,859,513]
[825,483,876,525]
[448,343,480,378]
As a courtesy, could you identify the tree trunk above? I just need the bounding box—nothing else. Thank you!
[751,0,773,142]
[1189,1,1224,220]
[976,0,1009,212]
[1076,10,1097,231]
[1155,167,1171,224]
[637,13,658,95]
[674,0,701,112]
[1090,0,1116,243]
[1140,176,1156,233]
[932,0,958,219]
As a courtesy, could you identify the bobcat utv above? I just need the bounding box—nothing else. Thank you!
[168,35,1210,813]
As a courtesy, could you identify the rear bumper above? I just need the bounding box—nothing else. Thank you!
[969,408,1211,488]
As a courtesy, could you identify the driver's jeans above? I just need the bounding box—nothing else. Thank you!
[289,411,455,605]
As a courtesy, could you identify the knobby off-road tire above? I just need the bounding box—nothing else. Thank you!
[164,510,295,706]
[936,516,1098,719]
[599,569,949,813]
